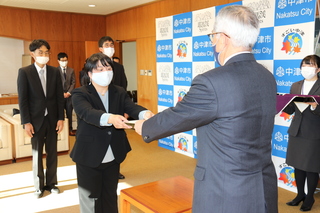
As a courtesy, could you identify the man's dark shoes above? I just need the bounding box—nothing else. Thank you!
[44,185,60,194]
[286,196,305,206]
[119,173,125,179]
[34,189,44,199]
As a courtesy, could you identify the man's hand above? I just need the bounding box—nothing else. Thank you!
[134,120,145,135]
[108,114,132,129]
[56,120,64,134]
[24,123,34,138]
[64,92,71,98]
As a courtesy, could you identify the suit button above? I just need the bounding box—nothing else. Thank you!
[108,131,111,135]
[143,136,149,140]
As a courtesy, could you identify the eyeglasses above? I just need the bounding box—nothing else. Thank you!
[207,32,230,42]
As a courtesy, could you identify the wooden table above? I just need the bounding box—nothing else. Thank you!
[120,176,193,213]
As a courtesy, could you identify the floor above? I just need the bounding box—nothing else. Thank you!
[0,130,320,212]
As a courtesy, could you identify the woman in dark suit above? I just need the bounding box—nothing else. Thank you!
[284,55,320,212]
[71,53,153,213]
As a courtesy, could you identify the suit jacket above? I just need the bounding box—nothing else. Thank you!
[57,66,75,93]
[70,84,146,167]
[112,62,128,90]
[283,78,320,139]
[141,53,278,213]
[17,64,64,132]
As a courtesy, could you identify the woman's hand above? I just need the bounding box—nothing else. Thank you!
[108,114,132,129]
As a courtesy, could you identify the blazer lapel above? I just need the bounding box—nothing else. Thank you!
[87,84,106,112]
[31,64,46,97]
[309,78,320,95]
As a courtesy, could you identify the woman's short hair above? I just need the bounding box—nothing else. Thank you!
[85,53,114,74]
[213,5,260,49]
[300,55,320,69]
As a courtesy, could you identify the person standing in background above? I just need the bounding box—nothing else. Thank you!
[284,55,320,212]
[98,36,128,91]
[135,5,278,213]
[98,36,128,179]
[57,52,76,136]
[17,39,64,198]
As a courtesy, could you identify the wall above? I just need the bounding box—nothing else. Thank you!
[105,0,238,113]
[122,41,137,92]
[0,37,24,94]
[0,6,107,89]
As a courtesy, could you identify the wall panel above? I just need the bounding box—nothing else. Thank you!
[136,37,157,113]
[136,2,161,38]
[30,11,72,41]
[0,6,31,40]
[116,10,137,40]
[159,0,191,17]
[71,14,106,42]
[105,14,119,39]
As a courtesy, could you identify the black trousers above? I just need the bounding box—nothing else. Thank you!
[76,161,120,213]
[64,96,73,130]
[31,116,58,190]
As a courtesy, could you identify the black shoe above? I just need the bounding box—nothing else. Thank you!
[44,185,60,194]
[34,189,44,199]
[286,196,306,206]
[300,199,315,211]
[119,173,125,179]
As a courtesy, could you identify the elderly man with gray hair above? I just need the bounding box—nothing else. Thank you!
[135,5,278,213]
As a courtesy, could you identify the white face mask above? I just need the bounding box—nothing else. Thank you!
[103,47,115,58]
[91,71,113,87]
[36,56,49,65]
[59,61,68,67]
[301,67,317,80]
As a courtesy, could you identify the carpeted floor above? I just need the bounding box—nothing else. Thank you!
[0,130,320,213]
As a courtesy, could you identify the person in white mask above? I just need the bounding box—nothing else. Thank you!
[284,54,320,212]
[70,53,153,213]
[98,36,128,91]
[98,36,128,180]
[17,39,65,199]
[57,52,76,136]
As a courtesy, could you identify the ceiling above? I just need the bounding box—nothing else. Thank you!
[0,0,159,15]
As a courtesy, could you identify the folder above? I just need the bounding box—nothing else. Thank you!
[276,94,320,113]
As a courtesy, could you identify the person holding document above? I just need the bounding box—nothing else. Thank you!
[70,53,153,213]
[135,5,278,213]
[284,54,320,211]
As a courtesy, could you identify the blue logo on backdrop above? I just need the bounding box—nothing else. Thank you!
[253,27,274,60]
[173,12,192,38]
[158,135,175,151]
[156,40,173,62]
[174,62,193,86]
[158,85,174,107]
[272,125,289,158]
[274,60,303,93]
[193,136,197,159]
[193,35,214,62]
[275,0,316,26]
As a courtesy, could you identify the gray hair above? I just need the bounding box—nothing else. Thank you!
[213,5,260,49]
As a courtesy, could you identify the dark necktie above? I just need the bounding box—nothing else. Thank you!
[63,68,66,79]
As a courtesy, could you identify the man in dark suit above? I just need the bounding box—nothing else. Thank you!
[98,36,128,179]
[135,5,278,213]
[17,39,65,198]
[57,52,76,136]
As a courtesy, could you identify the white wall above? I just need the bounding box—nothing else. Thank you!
[0,37,24,94]
[122,41,137,92]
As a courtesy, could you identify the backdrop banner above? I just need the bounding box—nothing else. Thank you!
[156,0,317,192]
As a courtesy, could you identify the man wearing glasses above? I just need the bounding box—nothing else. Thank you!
[135,5,278,213]
[17,39,65,198]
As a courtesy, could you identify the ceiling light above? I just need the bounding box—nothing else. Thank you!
[88,5,96,7]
